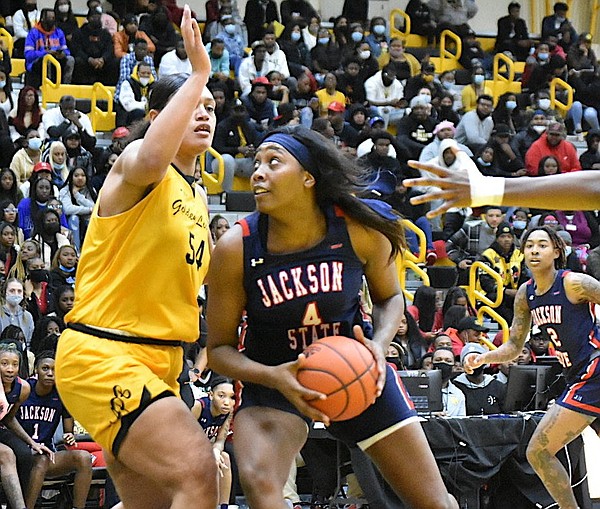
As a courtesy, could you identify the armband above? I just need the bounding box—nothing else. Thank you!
[467,165,505,207]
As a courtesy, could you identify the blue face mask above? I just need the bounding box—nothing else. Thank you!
[351,31,363,42]
[0,81,5,89]
[512,220,527,230]
[373,25,385,35]
[28,137,42,150]
[290,32,301,42]
[506,100,517,110]
[477,157,491,167]
[224,23,236,35]
[318,37,329,45]
[59,264,75,273]
[473,75,485,85]
[538,52,549,61]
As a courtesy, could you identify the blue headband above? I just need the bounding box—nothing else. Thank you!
[259,133,316,175]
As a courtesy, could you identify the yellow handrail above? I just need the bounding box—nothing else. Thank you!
[477,306,509,349]
[90,82,115,132]
[401,219,426,264]
[390,8,410,40]
[41,54,62,108]
[396,255,430,303]
[199,147,225,195]
[491,52,518,103]
[467,261,504,309]
[550,77,573,117]
[591,0,600,42]
[0,27,13,56]
[438,29,462,72]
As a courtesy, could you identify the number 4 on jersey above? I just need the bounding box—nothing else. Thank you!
[302,302,323,326]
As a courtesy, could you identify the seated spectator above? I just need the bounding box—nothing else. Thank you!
[526,53,567,96]
[353,40,379,83]
[567,32,597,77]
[556,230,584,272]
[0,109,14,169]
[49,244,77,291]
[335,58,366,106]
[389,311,428,370]
[493,92,526,135]
[112,13,155,59]
[22,255,52,323]
[61,127,95,178]
[419,121,472,163]
[525,121,581,175]
[18,176,52,239]
[24,8,74,89]
[301,15,320,51]
[10,128,42,185]
[407,285,438,339]
[263,30,290,80]
[541,1,577,52]
[364,65,405,129]
[461,67,492,113]
[537,154,561,176]
[459,28,491,72]
[159,36,192,77]
[288,70,318,125]
[405,0,436,45]
[440,305,470,353]
[0,200,24,245]
[527,324,556,360]
[207,38,232,88]
[347,103,369,136]
[526,89,564,126]
[327,101,359,154]
[521,41,551,91]
[216,13,246,72]
[0,169,23,207]
[309,28,341,83]
[359,130,401,176]
[511,110,548,161]
[238,40,268,96]
[566,70,600,134]
[579,129,600,170]
[485,123,527,177]
[455,94,494,154]
[277,23,311,80]
[554,209,600,263]
[429,0,477,39]
[42,95,96,154]
[495,1,534,61]
[380,38,420,83]
[8,87,45,143]
[117,61,155,127]
[446,205,504,285]
[0,222,18,273]
[453,343,506,415]
[403,62,442,103]
[0,68,13,118]
[478,222,526,323]
[364,17,388,59]
[43,141,69,188]
[18,352,93,509]
[71,9,118,86]
[139,5,177,68]
[0,278,35,344]
[315,73,345,117]
[30,316,63,356]
[30,209,70,267]
[54,0,78,49]
[114,39,157,107]
[12,0,41,58]
[211,100,260,193]
[395,95,436,159]
[86,0,118,35]
[435,91,461,125]
[432,346,466,416]
[241,77,275,133]
[58,167,96,250]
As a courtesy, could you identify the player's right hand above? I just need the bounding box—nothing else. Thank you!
[180,5,210,79]
[273,358,330,426]
[463,353,485,374]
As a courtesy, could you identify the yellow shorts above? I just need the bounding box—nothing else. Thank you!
[55,328,184,456]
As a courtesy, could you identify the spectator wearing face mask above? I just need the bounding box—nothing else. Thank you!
[461,67,492,113]
[432,347,466,417]
[216,14,247,73]
[455,94,494,154]
[0,278,35,346]
[453,343,506,416]
[511,110,548,161]
[364,65,405,129]
[403,62,442,103]
[541,2,577,52]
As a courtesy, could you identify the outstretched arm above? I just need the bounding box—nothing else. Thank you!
[404,160,600,218]
[464,284,531,372]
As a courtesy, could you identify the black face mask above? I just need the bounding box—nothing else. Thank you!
[386,357,402,369]
[471,366,485,377]
[433,362,453,381]
[29,269,49,283]
[42,20,56,30]
[45,223,61,235]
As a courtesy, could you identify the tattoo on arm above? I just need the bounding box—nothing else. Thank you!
[567,273,600,305]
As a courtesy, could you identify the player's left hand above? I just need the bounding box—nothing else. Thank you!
[213,448,228,477]
[31,443,55,462]
[353,325,386,398]
[62,432,76,446]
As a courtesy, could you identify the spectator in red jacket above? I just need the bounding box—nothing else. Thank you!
[524,121,581,175]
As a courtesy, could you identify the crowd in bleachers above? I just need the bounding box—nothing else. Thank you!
[0,0,598,506]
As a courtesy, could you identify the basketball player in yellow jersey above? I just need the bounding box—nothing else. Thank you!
[55,6,219,509]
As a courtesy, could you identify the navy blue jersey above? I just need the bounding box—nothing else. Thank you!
[239,206,365,366]
[526,270,600,375]
[17,379,66,448]
[197,397,228,443]
[5,377,23,415]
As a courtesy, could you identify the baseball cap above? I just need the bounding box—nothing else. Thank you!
[327,101,345,113]
[251,76,272,88]
[365,170,397,198]
[460,342,488,364]
[547,122,563,134]
[493,123,511,137]
[33,162,52,173]
[496,221,514,238]
[369,116,385,127]
[457,316,489,333]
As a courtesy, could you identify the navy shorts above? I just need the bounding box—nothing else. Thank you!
[558,355,600,418]
[238,365,419,448]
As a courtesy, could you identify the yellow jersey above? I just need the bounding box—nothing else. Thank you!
[66,165,210,342]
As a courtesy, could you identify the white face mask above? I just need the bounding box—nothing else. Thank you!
[538,98,551,110]
[224,24,236,35]
[533,125,547,134]
[359,50,371,60]
[373,25,385,35]
[139,77,150,86]
[58,4,69,12]
[565,246,572,256]
[473,75,485,85]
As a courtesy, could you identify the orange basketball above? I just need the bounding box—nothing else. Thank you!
[297,335,379,421]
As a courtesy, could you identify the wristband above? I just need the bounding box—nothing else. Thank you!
[466,165,505,207]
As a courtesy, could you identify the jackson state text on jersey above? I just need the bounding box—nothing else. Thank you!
[17,379,65,447]
[526,270,600,374]
[239,207,365,366]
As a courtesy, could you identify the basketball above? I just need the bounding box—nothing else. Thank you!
[297,336,379,421]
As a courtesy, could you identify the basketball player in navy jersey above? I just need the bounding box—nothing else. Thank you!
[464,226,600,509]
[207,126,457,509]
[191,377,234,509]
[17,352,93,509]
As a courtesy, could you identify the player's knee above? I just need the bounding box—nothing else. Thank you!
[73,450,93,471]
[0,447,17,465]
[526,438,548,468]
[238,464,279,500]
